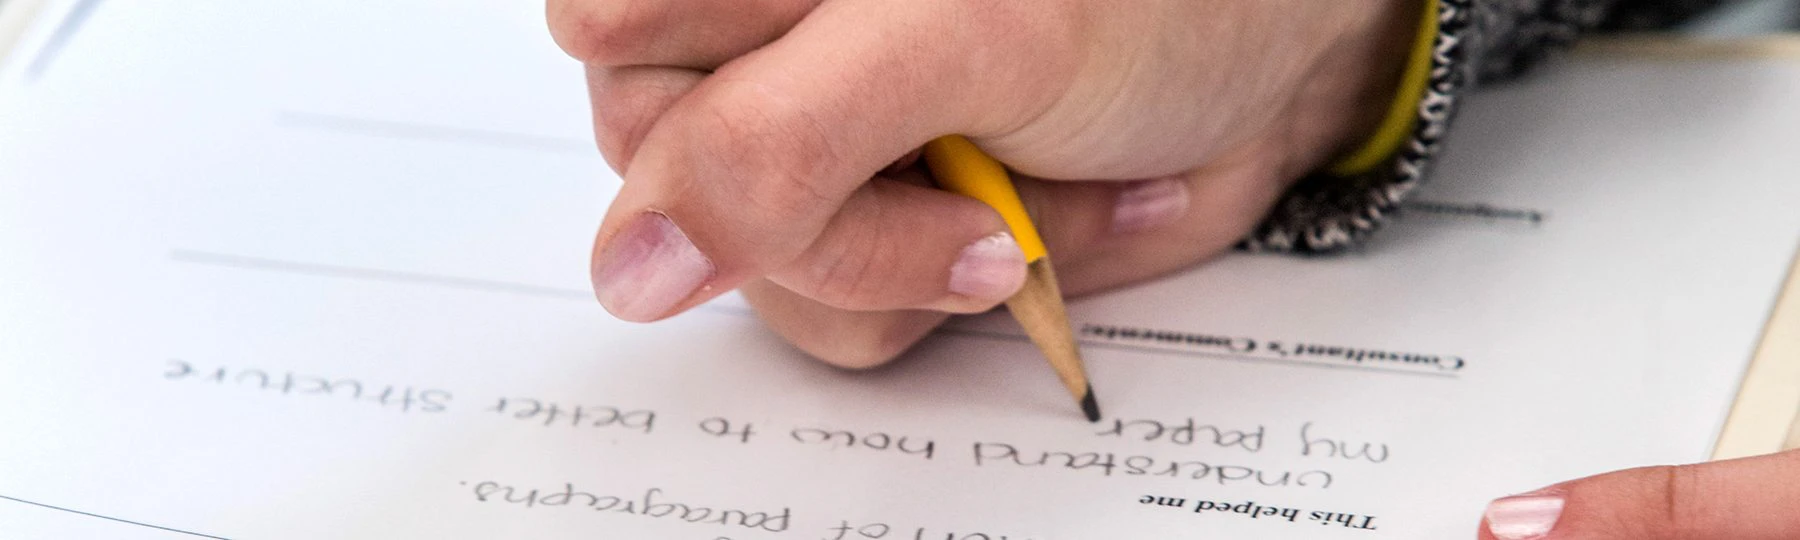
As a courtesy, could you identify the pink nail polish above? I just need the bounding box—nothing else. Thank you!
[1485,493,1565,540]
[591,211,714,322]
[948,232,1026,302]
[1110,177,1190,234]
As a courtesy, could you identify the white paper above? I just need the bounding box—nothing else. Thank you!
[2,1,1798,538]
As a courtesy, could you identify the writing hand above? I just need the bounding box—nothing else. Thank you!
[1480,448,1800,539]
[549,0,1418,366]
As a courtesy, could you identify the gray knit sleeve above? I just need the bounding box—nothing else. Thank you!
[1243,0,1721,253]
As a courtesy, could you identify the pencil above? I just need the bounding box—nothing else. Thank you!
[921,135,1101,423]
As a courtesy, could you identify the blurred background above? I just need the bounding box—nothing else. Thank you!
[1686,0,1800,34]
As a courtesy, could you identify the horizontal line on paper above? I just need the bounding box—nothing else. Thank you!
[168,249,1459,380]
[170,249,594,301]
[275,110,594,155]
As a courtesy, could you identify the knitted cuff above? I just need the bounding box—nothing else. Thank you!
[1242,0,1473,253]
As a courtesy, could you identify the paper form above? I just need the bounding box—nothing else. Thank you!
[2,1,1798,538]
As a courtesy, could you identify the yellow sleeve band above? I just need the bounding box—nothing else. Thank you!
[1326,0,1441,176]
[923,135,1050,262]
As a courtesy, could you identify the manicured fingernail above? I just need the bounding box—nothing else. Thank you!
[1110,177,1190,234]
[591,211,714,322]
[1485,493,1565,540]
[948,232,1026,302]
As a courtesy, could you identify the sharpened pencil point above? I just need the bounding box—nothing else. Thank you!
[927,139,1101,426]
[1080,385,1101,423]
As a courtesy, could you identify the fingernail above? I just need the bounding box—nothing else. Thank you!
[948,232,1027,302]
[591,211,714,322]
[1484,493,1565,540]
[1110,177,1190,234]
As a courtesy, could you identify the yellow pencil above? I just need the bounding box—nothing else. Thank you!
[922,135,1101,422]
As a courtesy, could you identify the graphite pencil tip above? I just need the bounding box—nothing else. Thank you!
[1079,384,1101,423]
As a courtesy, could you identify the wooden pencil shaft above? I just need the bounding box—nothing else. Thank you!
[918,135,1096,419]
[1004,258,1092,402]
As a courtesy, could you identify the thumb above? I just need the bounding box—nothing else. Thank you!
[1479,449,1800,540]
[587,0,1066,321]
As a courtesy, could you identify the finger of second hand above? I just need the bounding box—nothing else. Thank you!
[1479,449,1800,540]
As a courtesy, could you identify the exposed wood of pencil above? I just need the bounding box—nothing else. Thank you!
[1004,257,1100,422]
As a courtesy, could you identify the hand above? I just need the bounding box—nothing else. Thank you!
[549,0,1419,366]
[1480,448,1800,539]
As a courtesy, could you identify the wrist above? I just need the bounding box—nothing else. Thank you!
[1283,0,1431,179]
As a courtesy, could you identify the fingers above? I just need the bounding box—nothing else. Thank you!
[548,0,819,69]
[553,0,821,170]
[591,168,1025,322]
[585,65,704,172]
[588,171,1025,322]
[590,1,1061,321]
[1045,139,1297,296]
[744,154,1293,368]
[767,171,1025,314]
[1478,449,1800,540]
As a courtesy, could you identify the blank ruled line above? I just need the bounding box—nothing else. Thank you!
[169,249,1455,379]
[0,494,231,539]
[275,111,595,154]
[170,249,594,301]
[169,249,752,318]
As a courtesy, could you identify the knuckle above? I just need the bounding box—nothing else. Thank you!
[590,69,692,170]
[742,282,923,370]
[816,320,925,370]
[547,0,656,65]
[586,72,637,166]
[1636,464,1700,540]
[1659,464,1709,539]
[817,340,902,370]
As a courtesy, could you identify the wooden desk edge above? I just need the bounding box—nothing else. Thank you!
[1714,244,1800,460]
[1578,33,1800,59]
